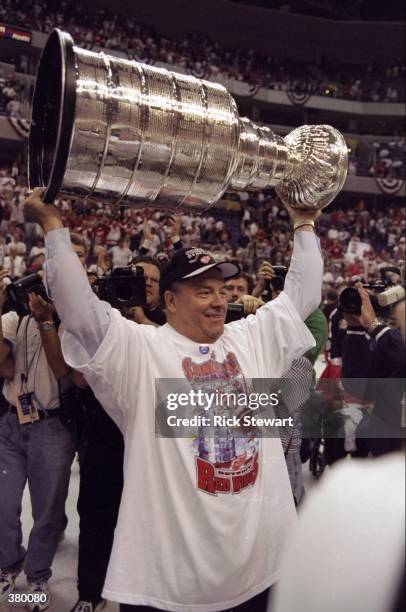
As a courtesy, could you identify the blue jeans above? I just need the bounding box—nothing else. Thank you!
[0,411,76,581]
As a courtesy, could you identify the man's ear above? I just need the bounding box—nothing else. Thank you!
[164,289,177,314]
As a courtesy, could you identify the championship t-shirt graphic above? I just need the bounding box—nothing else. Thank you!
[182,351,260,496]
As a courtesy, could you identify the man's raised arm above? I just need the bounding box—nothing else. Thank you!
[282,205,323,320]
[24,188,111,359]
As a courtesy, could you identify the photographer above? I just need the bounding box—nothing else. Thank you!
[128,256,165,327]
[341,283,405,456]
[224,272,253,303]
[0,270,75,610]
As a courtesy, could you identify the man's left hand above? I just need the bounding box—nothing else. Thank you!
[283,202,321,228]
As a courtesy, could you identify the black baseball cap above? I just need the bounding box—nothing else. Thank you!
[159,247,240,295]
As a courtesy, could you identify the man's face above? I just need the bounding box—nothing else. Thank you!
[225,276,248,303]
[165,270,228,343]
[72,243,87,268]
[137,262,160,309]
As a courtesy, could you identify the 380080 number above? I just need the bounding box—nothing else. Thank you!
[7,593,48,604]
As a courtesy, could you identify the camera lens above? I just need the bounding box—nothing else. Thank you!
[115,281,134,302]
[338,287,361,314]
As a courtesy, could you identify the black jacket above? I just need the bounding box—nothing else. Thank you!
[342,324,405,437]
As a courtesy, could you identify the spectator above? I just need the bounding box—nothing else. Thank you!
[109,237,132,269]
[3,244,26,279]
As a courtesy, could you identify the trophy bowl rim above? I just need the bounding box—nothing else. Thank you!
[28,28,76,203]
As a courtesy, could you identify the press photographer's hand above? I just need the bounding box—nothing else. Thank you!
[129,306,149,324]
[236,294,265,315]
[128,306,158,327]
[24,187,63,233]
[258,261,275,285]
[28,292,55,322]
[356,282,378,329]
[252,261,275,297]
[167,213,182,238]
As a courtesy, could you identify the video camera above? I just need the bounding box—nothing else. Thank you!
[338,266,404,316]
[6,267,147,316]
[94,266,147,310]
[6,273,50,317]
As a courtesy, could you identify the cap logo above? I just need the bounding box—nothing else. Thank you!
[186,248,210,264]
[200,255,211,264]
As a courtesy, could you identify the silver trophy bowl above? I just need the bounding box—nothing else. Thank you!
[29,29,348,211]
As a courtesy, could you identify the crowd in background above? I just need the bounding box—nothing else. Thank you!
[0,164,404,306]
[0,0,404,184]
[0,0,404,103]
[0,76,23,117]
[369,140,406,179]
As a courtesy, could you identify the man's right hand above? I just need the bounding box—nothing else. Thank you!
[23,187,64,233]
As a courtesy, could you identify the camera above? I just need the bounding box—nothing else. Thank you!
[338,266,403,317]
[95,266,147,309]
[270,266,288,292]
[225,303,246,323]
[6,273,50,316]
[260,264,288,301]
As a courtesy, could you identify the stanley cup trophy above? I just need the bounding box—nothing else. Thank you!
[28,30,348,211]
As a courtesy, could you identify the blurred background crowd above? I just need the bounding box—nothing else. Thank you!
[0,0,404,304]
[1,2,404,184]
[0,0,405,104]
[0,163,404,311]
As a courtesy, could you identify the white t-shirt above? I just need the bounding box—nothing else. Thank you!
[1,313,60,410]
[61,292,315,611]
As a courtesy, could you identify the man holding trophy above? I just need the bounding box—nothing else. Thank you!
[23,29,348,612]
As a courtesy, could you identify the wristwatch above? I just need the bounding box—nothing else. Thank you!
[367,318,381,333]
[38,320,55,331]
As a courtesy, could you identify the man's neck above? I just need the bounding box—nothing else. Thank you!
[166,320,218,345]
